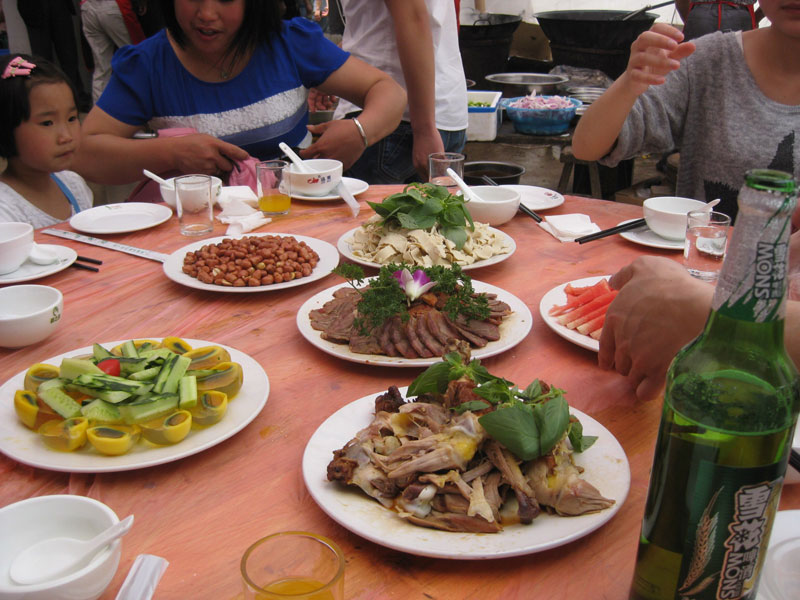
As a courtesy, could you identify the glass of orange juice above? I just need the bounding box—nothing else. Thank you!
[240,531,344,600]
[256,160,291,216]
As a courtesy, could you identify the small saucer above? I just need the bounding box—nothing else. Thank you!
[617,219,684,250]
[0,245,77,284]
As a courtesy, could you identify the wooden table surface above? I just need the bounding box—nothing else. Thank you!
[1,187,797,599]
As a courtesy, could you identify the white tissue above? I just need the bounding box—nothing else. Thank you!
[218,211,271,236]
[218,185,258,209]
[114,554,169,600]
[538,214,601,242]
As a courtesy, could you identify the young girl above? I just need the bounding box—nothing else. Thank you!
[0,54,93,228]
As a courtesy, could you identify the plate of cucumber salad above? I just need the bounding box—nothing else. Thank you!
[0,338,269,473]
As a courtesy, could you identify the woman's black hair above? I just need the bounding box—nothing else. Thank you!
[0,53,78,159]
[158,0,283,71]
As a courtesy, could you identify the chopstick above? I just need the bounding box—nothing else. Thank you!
[77,255,103,265]
[519,203,543,223]
[70,261,99,272]
[575,218,647,244]
[790,449,800,473]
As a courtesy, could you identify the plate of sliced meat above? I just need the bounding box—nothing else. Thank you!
[302,386,630,559]
[539,276,616,352]
[296,279,532,367]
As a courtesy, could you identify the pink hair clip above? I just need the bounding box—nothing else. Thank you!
[2,56,36,79]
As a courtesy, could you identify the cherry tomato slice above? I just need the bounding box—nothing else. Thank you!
[97,359,121,376]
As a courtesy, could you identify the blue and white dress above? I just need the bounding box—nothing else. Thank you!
[98,18,349,160]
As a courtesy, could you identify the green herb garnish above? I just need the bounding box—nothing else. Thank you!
[366,183,475,249]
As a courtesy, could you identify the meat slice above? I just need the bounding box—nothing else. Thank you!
[374,386,405,414]
[454,315,501,342]
[378,320,398,356]
[389,317,418,359]
[444,315,488,348]
[349,333,383,355]
[404,314,434,358]
[404,512,502,533]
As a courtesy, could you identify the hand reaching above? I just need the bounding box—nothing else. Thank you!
[598,256,713,400]
[166,134,249,176]
[300,119,366,170]
[623,23,696,97]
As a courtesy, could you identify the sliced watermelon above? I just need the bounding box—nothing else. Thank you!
[557,290,617,326]
[578,313,606,336]
[564,304,607,330]
[589,327,603,340]
[549,279,611,316]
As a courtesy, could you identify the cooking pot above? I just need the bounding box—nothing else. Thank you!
[535,11,657,50]
[484,73,569,98]
[458,14,523,88]
[463,161,526,186]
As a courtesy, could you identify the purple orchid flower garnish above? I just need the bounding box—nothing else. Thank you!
[393,268,436,301]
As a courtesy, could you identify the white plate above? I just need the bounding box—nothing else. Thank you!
[336,226,516,272]
[757,510,800,600]
[297,279,532,367]
[162,233,339,293]
[0,245,77,284]
[539,275,613,353]
[618,219,685,250]
[504,185,565,211]
[291,177,368,201]
[0,338,269,473]
[69,203,173,234]
[302,387,630,559]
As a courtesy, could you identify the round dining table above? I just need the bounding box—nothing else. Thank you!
[1,185,797,599]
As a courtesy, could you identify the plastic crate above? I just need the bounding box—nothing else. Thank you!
[466,91,502,142]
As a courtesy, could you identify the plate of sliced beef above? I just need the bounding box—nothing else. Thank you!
[302,386,630,559]
[296,279,532,367]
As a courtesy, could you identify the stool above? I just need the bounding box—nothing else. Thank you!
[557,146,603,199]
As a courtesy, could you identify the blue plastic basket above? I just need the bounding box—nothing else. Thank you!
[500,96,582,135]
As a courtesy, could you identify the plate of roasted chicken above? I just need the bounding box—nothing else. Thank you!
[296,266,532,367]
[302,354,629,559]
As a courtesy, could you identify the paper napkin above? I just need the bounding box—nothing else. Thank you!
[218,185,258,209]
[538,214,601,242]
[216,197,270,235]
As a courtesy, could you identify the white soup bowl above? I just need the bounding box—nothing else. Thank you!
[285,159,343,197]
[0,222,34,275]
[0,285,63,348]
[643,196,708,240]
[463,185,521,226]
[0,494,122,600]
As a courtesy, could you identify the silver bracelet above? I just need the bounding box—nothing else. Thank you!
[351,117,369,148]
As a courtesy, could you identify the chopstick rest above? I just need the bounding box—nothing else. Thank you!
[575,218,647,244]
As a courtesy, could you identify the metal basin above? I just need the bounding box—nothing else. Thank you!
[484,73,569,97]
[463,161,526,186]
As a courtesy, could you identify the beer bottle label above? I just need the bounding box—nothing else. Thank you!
[677,460,784,599]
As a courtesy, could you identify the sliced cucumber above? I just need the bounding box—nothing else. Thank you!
[38,380,82,419]
[178,375,198,409]
[59,357,104,380]
[129,366,161,381]
[92,343,115,363]
[81,398,122,424]
[118,394,179,424]
[120,340,139,358]
[153,354,191,395]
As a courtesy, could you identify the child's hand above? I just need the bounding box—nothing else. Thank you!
[623,23,696,97]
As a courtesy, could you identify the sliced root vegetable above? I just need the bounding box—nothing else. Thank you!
[549,279,611,316]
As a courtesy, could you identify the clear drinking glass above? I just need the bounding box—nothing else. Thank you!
[241,532,344,600]
[257,160,291,216]
[175,174,214,236]
[428,152,465,190]
[683,209,732,281]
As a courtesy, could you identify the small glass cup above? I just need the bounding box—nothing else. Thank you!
[241,531,344,600]
[257,160,291,216]
[428,152,465,191]
[175,174,214,236]
[683,210,732,281]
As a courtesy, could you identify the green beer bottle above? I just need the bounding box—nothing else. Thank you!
[630,169,800,600]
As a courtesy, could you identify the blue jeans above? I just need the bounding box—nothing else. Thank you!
[345,118,467,185]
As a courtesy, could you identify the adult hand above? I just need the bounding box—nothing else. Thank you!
[622,23,696,97]
[301,119,366,170]
[598,256,713,400]
[166,134,249,175]
[307,88,338,112]
[411,128,444,181]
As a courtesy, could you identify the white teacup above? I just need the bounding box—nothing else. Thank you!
[0,222,34,275]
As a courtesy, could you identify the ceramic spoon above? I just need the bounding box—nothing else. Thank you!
[278,142,313,173]
[28,243,59,265]
[700,198,721,212]
[9,515,134,585]
[142,169,172,188]
[446,168,482,202]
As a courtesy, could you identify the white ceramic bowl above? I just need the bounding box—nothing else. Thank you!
[643,196,708,241]
[160,175,222,207]
[285,159,343,197]
[0,222,34,275]
[0,495,121,600]
[0,285,63,349]
[462,185,521,226]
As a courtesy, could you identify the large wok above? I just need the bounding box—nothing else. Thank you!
[535,10,657,50]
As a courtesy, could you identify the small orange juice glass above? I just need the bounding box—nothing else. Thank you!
[240,531,344,600]
[256,160,291,216]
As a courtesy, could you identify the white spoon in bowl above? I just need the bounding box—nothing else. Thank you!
[142,169,172,188]
[700,198,721,212]
[278,142,313,174]
[445,167,482,202]
[9,515,134,585]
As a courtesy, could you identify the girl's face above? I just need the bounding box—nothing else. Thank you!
[12,82,80,174]
[174,0,246,56]
[759,1,800,37]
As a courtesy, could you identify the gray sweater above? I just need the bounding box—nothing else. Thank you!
[601,31,800,218]
[0,171,93,228]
